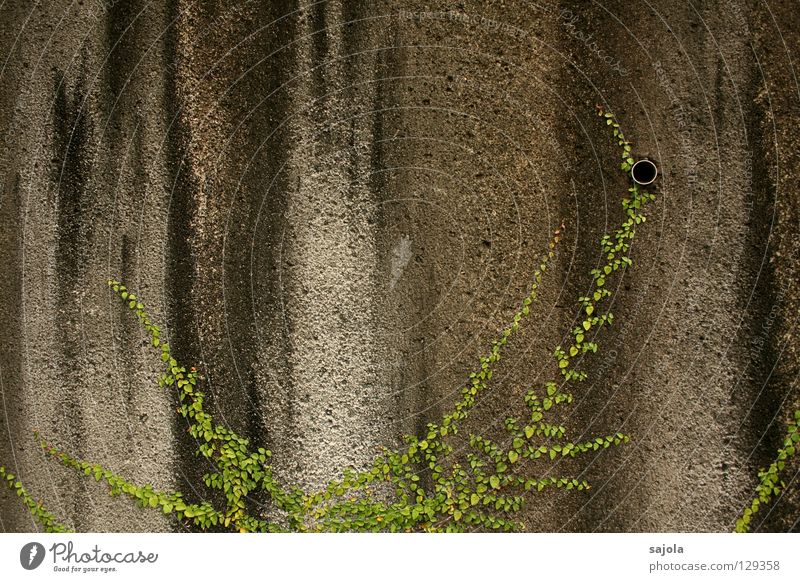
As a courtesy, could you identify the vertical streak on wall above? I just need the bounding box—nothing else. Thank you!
[749,0,800,531]
[0,173,26,531]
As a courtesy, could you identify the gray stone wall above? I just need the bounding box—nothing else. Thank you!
[1,0,798,532]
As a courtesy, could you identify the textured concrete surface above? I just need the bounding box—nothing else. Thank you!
[1,0,798,532]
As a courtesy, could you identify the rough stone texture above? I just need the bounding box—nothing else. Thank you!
[1,0,798,532]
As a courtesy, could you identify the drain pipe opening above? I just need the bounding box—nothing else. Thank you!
[631,159,658,185]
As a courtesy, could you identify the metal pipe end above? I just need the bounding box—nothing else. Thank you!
[631,159,658,185]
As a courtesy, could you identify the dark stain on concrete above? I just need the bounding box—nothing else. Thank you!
[733,63,782,513]
[0,173,24,529]
[310,1,329,100]
[51,73,93,526]
[104,0,141,101]
[52,72,92,297]
[162,0,205,514]
[246,0,300,462]
[744,0,800,531]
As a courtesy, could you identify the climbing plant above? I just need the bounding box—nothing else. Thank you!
[3,108,657,532]
[735,409,800,532]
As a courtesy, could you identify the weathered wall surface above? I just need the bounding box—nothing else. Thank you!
[1,0,798,532]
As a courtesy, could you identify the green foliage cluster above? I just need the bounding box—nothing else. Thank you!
[0,466,69,533]
[3,108,657,532]
[735,409,800,532]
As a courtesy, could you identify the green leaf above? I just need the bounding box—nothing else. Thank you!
[490,475,501,489]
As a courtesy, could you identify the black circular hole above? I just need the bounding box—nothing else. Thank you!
[631,159,658,184]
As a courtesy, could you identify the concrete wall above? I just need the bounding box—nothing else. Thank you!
[1,0,798,532]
